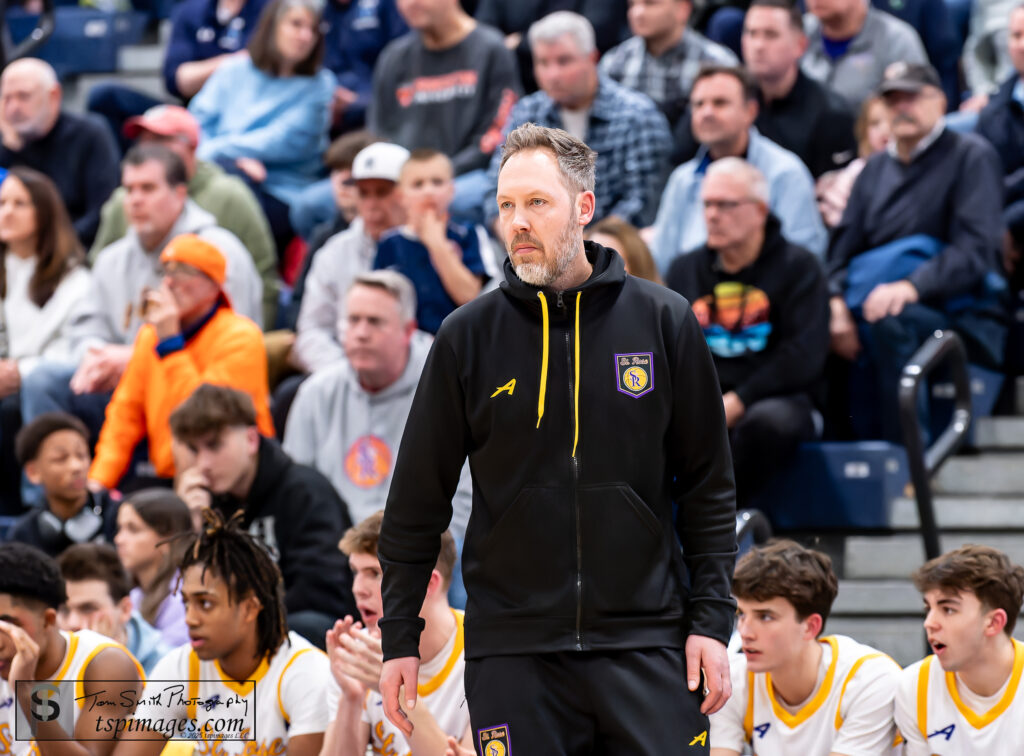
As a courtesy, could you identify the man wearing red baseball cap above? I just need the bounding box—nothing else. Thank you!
[89,233,274,490]
[91,104,278,326]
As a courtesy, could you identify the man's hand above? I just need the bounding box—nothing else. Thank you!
[862,280,918,324]
[445,736,475,756]
[236,157,267,183]
[380,656,420,738]
[175,466,211,531]
[0,619,41,703]
[334,621,384,692]
[829,296,861,361]
[0,359,21,398]
[722,392,744,428]
[685,634,731,715]
[959,93,989,113]
[332,85,359,121]
[0,113,23,151]
[145,281,182,342]
[326,617,370,702]
[70,345,132,394]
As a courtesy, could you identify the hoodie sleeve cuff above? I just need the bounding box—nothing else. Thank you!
[379,616,426,662]
[156,334,185,358]
[684,597,737,646]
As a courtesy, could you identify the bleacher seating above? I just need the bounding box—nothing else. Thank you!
[6,6,147,78]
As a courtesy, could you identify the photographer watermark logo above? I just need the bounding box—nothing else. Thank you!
[14,681,75,740]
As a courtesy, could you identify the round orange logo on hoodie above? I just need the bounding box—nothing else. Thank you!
[344,435,392,488]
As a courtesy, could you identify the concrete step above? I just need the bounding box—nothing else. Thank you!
[889,496,1024,530]
[119,43,164,73]
[833,580,921,615]
[844,533,1024,579]
[63,72,168,113]
[826,617,928,667]
[933,453,1024,495]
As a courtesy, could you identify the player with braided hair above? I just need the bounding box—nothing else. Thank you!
[114,508,331,756]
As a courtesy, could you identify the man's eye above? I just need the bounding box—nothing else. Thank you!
[531,198,545,206]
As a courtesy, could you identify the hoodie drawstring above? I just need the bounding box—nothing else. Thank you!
[535,291,583,460]
[536,291,549,429]
[572,291,581,458]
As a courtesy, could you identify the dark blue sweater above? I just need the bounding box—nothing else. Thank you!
[827,128,1003,303]
[977,75,1024,206]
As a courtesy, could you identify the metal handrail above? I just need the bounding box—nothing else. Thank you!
[898,330,973,561]
[735,508,772,546]
[1,0,57,69]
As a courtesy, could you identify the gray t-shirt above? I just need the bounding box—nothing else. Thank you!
[368,24,520,175]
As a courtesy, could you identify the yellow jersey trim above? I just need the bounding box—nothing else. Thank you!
[916,655,933,740]
[743,670,755,742]
[74,640,146,706]
[187,651,200,722]
[213,654,270,698]
[417,609,465,698]
[765,636,840,729]
[51,632,79,683]
[834,652,886,730]
[944,637,1024,729]
[277,646,326,723]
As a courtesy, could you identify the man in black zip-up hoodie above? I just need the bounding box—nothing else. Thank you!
[378,123,737,754]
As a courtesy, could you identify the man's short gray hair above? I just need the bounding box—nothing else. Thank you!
[349,270,417,323]
[527,11,595,54]
[1,58,59,91]
[705,157,770,205]
[498,122,596,197]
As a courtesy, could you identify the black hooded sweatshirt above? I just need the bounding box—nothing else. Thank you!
[212,437,357,620]
[379,243,737,662]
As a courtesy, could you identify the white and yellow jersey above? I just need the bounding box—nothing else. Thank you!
[894,638,1024,755]
[142,630,329,756]
[710,634,901,755]
[327,609,469,755]
[0,629,144,756]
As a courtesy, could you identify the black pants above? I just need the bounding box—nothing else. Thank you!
[465,648,709,755]
[729,394,816,507]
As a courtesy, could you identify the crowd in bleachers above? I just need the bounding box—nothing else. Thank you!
[2,0,1024,752]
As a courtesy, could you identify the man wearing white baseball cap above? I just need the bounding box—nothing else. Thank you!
[293,142,410,372]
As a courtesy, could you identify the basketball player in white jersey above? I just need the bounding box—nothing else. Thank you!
[710,540,901,756]
[113,509,330,756]
[894,544,1024,755]
[320,511,473,756]
[0,542,144,756]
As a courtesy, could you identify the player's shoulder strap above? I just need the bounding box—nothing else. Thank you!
[743,670,755,743]
[916,655,935,741]
[833,648,897,730]
[278,635,327,724]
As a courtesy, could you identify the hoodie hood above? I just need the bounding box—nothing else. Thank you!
[500,241,627,309]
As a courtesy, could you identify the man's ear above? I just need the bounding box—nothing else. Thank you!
[117,596,133,626]
[24,460,42,486]
[983,607,1008,638]
[245,426,260,456]
[802,613,824,641]
[577,190,596,227]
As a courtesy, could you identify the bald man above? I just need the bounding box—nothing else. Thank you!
[0,58,120,246]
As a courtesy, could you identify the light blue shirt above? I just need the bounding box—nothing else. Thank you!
[650,127,828,274]
[190,57,335,206]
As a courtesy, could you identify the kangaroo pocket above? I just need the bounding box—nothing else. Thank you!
[469,486,576,615]
[580,484,676,617]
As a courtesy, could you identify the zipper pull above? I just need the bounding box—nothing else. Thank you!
[556,291,564,309]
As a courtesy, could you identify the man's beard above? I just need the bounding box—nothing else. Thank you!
[510,213,583,287]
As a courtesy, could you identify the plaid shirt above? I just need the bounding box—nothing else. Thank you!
[484,75,672,226]
[598,30,737,123]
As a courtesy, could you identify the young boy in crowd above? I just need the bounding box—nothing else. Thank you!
[709,540,901,755]
[113,509,330,756]
[894,544,1024,754]
[322,510,472,755]
[8,413,119,558]
[372,149,492,334]
[0,542,144,755]
[56,543,170,674]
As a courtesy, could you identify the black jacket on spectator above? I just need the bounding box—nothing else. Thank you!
[0,111,119,247]
[755,71,857,178]
[212,437,357,620]
[7,490,120,558]
[666,215,829,408]
[827,128,1003,304]
[977,75,1024,211]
